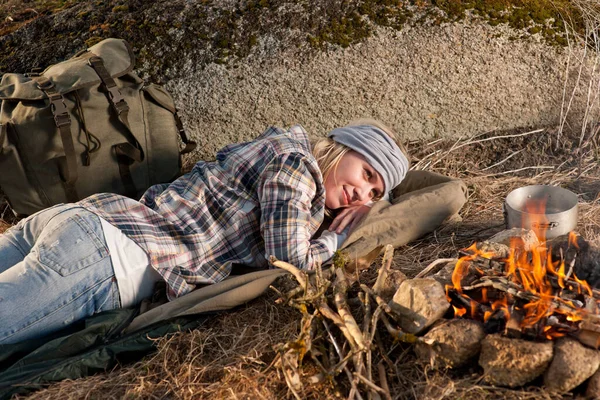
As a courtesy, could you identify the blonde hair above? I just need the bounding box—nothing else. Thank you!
[310,119,410,214]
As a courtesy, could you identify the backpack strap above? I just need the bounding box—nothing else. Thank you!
[0,123,6,146]
[33,76,79,203]
[87,55,143,198]
[174,113,197,155]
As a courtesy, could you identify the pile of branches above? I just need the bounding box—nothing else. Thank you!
[270,246,430,400]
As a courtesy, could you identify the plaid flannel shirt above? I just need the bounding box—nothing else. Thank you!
[79,125,333,300]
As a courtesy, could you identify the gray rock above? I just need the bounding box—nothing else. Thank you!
[479,334,554,388]
[389,278,449,334]
[544,337,600,393]
[415,319,485,368]
[2,2,598,163]
[378,269,408,303]
[585,368,600,399]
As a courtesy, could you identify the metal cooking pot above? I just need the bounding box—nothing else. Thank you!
[504,185,578,239]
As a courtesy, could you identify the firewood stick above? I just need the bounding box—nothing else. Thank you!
[315,259,325,289]
[318,301,359,350]
[280,353,303,400]
[284,285,305,301]
[296,283,331,303]
[354,372,387,396]
[331,350,355,376]
[323,321,364,400]
[286,299,313,314]
[379,314,427,344]
[564,253,577,281]
[269,284,286,301]
[270,256,309,290]
[368,305,384,346]
[366,352,374,400]
[360,284,392,314]
[359,291,374,392]
[415,258,458,278]
[373,245,394,294]
[545,271,595,297]
[374,330,394,368]
[334,268,366,350]
[359,292,371,339]
[361,284,410,327]
[334,269,367,380]
[377,362,393,400]
[322,320,345,364]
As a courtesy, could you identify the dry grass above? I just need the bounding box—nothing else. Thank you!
[0,0,80,37]
[0,126,597,399]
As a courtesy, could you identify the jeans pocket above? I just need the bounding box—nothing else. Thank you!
[38,214,109,276]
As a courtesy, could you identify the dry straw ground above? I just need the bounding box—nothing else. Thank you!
[3,126,600,400]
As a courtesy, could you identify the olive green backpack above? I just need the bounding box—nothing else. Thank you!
[0,38,196,216]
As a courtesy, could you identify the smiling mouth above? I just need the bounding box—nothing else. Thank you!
[342,188,350,205]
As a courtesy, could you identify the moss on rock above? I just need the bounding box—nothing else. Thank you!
[0,0,596,81]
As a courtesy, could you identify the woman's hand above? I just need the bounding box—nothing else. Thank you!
[329,204,371,234]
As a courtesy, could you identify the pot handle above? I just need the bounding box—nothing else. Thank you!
[531,221,559,230]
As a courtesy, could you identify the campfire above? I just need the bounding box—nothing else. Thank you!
[446,224,598,345]
[273,191,600,398]
[422,196,600,394]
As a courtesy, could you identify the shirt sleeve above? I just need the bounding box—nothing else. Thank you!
[257,152,334,270]
[139,183,170,206]
[313,229,349,254]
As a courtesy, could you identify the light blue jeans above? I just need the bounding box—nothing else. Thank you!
[0,204,120,344]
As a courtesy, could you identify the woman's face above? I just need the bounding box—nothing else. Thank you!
[324,150,385,210]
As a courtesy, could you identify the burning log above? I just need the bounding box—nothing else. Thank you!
[444,229,600,344]
[475,241,511,260]
[543,337,600,393]
[478,334,554,388]
[431,260,457,286]
[414,318,485,368]
[488,228,540,253]
[549,233,600,289]
[389,278,450,334]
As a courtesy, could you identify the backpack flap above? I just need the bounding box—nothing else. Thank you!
[0,38,133,101]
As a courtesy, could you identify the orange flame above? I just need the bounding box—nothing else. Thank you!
[451,243,497,292]
[523,198,549,243]
[453,306,467,317]
[569,231,580,249]
[447,196,590,339]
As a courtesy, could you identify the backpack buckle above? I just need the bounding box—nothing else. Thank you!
[107,86,129,115]
[50,97,71,127]
[35,79,54,90]
[25,67,43,78]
